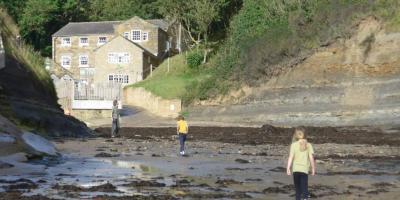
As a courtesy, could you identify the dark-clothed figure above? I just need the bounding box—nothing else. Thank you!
[111,100,120,137]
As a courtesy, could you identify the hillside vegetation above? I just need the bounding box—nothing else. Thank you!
[185,0,400,103]
[129,54,207,99]
[0,8,54,93]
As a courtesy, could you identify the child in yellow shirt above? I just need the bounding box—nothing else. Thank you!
[286,127,316,200]
[176,115,188,156]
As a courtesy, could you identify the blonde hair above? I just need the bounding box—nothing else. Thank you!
[292,127,308,151]
[177,115,184,121]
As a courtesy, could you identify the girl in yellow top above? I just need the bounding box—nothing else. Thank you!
[176,115,188,156]
[286,128,316,200]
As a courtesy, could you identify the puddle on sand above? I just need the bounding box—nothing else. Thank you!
[0,154,173,199]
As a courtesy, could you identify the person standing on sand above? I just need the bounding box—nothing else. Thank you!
[286,128,316,200]
[176,115,189,156]
[111,99,120,138]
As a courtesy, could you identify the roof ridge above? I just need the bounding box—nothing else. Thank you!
[68,21,122,24]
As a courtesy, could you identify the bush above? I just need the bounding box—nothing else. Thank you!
[186,51,204,69]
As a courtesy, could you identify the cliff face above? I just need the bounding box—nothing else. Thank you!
[190,17,400,127]
[0,29,91,137]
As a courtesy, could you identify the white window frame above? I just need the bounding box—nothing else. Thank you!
[142,32,149,41]
[79,37,89,47]
[98,36,107,45]
[123,32,130,39]
[108,52,130,64]
[131,30,141,42]
[79,55,89,67]
[61,37,71,47]
[61,55,71,68]
[108,74,129,83]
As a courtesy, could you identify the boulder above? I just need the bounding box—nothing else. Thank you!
[21,132,58,156]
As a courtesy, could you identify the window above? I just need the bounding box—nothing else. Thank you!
[61,56,71,68]
[142,32,148,41]
[108,74,129,83]
[61,37,71,47]
[123,32,129,39]
[98,37,107,45]
[80,68,95,77]
[131,30,141,41]
[79,37,89,46]
[79,55,89,67]
[108,52,130,64]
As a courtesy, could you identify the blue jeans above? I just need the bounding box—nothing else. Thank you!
[293,172,309,200]
[179,134,187,152]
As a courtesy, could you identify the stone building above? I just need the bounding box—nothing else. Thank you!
[49,16,186,117]
[51,16,184,86]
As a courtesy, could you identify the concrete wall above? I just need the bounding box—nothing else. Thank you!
[124,87,181,118]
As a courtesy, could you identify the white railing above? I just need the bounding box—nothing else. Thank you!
[74,82,122,101]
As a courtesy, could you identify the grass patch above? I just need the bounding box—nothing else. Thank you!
[0,8,54,94]
[128,54,205,100]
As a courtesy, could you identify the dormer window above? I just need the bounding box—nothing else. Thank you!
[131,30,141,42]
[142,32,148,41]
[61,37,71,47]
[98,37,107,45]
[123,32,129,39]
[79,37,89,46]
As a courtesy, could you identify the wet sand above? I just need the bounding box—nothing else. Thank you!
[0,125,400,199]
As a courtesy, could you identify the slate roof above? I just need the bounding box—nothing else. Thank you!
[53,21,121,37]
[53,18,170,37]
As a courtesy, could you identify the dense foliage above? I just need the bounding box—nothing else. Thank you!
[0,0,242,57]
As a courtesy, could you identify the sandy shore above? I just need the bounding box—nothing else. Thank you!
[0,125,399,199]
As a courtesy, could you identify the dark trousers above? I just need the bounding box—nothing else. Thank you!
[179,134,187,152]
[111,119,119,137]
[293,172,309,200]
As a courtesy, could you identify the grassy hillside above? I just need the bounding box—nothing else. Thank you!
[186,0,400,102]
[0,8,54,93]
[127,1,400,105]
[128,54,207,100]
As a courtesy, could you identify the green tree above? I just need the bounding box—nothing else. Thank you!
[88,0,160,21]
[159,0,230,62]
[19,0,59,56]
[0,0,26,21]
[17,0,88,56]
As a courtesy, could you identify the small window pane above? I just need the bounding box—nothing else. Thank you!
[132,30,141,41]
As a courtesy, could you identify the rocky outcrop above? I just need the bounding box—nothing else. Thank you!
[0,55,92,137]
[0,114,57,157]
[190,17,400,127]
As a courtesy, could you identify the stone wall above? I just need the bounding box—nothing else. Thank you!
[124,87,181,118]
[70,109,112,122]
